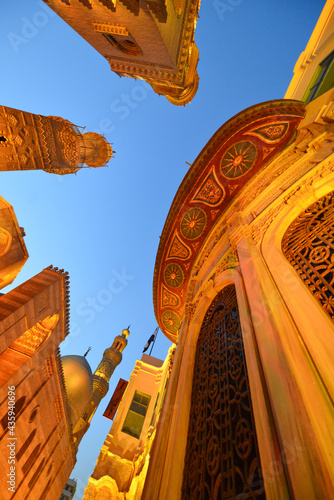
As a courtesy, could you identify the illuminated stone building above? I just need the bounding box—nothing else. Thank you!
[0,196,28,290]
[59,478,77,500]
[83,347,175,499]
[82,2,334,498]
[0,105,113,175]
[144,2,334,498]
[0,266,73,500]
[42,0,201,105]
[0,266,127,499]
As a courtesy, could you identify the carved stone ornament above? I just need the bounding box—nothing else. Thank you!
[153,100,305,342]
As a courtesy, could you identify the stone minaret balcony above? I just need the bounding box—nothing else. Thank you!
[0,105,113,175]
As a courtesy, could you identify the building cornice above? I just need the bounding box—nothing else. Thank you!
[55,347,77,461]
[45,265,70,338]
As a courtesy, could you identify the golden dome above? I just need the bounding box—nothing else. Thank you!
[61,355,93,429]
[121,328,130,338]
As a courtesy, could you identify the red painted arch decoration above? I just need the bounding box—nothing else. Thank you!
[153,99,306,343]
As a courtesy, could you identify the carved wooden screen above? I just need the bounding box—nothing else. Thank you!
[282,191,334,321]
[182,285,265,500]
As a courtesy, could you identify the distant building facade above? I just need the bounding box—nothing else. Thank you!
[59,478,77,500]
[0,266,128,499]
[0,105,113,175]
[83,347,175,499]
[0,196,28,289]
[0,267,73,499]
[42,0,201,105]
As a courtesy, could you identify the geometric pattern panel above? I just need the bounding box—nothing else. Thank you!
[220,141,257,179]
[282,191,334,321]
[182,285,265,499]
[153,99,306,342]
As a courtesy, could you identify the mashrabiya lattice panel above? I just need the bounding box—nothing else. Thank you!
[282,191,334,321]
[182,285,265,500]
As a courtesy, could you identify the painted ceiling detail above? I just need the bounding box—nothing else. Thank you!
[193,171,225,205]
[154,100,306,343]
[248,122,289,143]
[162,309,181,336]
[220,141,258,179]
[162,285,180,308]
[180,207,207,239]
[164,262,185,288]
[167,232,191,260]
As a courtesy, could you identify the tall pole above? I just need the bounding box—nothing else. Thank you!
[149,327,159,356]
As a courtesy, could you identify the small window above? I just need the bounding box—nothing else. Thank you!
[28,457,45,489]
[121,391,151,439]
[1,396,26,431]
[103,33,141,57]
[46,461,54,477]
[17,428,37,461]
[303,50,334,103]
[22,443,41,475]
[29,405,40,423]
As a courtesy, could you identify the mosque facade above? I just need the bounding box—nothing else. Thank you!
[82,2,334,499]
[42,0,201,105]
[145,3,334,498]
[1,1,334,499]
[0,265,128,499]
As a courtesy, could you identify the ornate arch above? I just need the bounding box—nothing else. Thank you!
[182,284,265,499]
[261,182,334,401]
[0,227,12,257]
[281,191,334,322]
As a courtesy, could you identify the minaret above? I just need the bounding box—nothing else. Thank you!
[0,105,113,175]
[73,328,129,441]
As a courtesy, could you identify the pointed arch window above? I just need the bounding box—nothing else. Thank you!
[17,428,37,461]
[282,191,334,321]
[22,443,41,475]
[1,396,26,431]
[182,285,265,499]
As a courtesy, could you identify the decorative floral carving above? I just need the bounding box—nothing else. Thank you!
[162,286,180,307]
[214,249,239,276]
[167,233,191,260]
[162,310,181,334]
[193,172,225,205]
[282,191,334,321]
[180,207,207,239]
[248,122,289,143]
[184,302,196,319]
[221,141,257,179]
[164,262,185,288]
[59,126,79,165]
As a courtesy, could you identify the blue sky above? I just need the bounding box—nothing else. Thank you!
[1,1,325,498]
